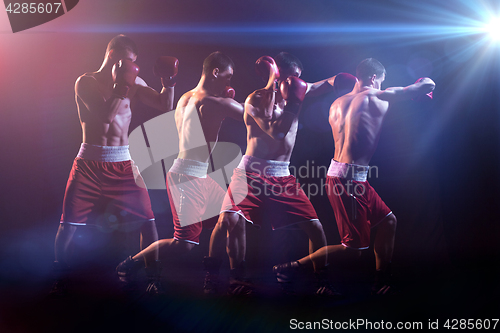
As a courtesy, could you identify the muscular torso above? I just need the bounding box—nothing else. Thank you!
[244,89,298,162]
[329,88,389,166]
[175,89,226,163]
[77,71,140,146]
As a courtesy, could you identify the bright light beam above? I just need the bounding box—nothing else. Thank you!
[484,17,500,41]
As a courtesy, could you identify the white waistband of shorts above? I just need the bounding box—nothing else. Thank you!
[327,159,369,182]
[169,158,208,178]
[77,143,131,162]
[237,155,290,177]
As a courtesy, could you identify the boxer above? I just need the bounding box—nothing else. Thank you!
[208,53,358,295]
[51,35,177,296]
[273,58,436,296]
[116,52,244,293]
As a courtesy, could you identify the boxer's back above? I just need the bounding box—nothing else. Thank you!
[329,88,389,166]
[175,89,226,163]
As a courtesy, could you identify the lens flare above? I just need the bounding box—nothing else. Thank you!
[485,17,500,41]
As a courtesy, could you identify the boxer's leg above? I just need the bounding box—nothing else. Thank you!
[54,223,77,265]
[204,212,247,294]
[50,223,77,296]
[372,213,397,295]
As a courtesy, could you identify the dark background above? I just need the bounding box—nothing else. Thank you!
[0,0,499,332]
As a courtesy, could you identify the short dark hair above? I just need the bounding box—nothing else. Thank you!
[106,34,138,57]
[356,58,386,82]
[274,52,304,72]
[203,51,235,76]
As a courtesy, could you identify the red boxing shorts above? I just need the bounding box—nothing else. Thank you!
[221,155,319,229]
[326,159,392,250]
[167,159,226,245]
[60,144,155,230]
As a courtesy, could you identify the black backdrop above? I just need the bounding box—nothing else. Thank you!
[0,0,499,331]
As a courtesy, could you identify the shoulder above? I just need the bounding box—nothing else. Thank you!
[245,88,271,109]
[357,89,382,104]
[176,90,196,108]
[75,73,98,94]
[200,94,229,109]
[244,99,266,119]
[76,72,96,85]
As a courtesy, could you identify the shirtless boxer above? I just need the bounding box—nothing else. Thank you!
[116,52,244,292]
[273,58,436,296]
[206,53,358,295]
[51,35,177,295]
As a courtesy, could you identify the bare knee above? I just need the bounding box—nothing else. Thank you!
[56,224,77,238]
[172,239,195,253]
[338,245,362,258]
[140,220,159,242]
[350,248,363,258]
[156,238,195,254]
[300,219,325,236]
[383,214,397,230]
[218,212,242,232]
[140,220,157,233]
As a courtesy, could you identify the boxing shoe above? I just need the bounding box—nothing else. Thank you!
[202,256,222,294]
[48,261,71,297]
[227,261,254,296]
[371,265,396,297]
[116,255,144,283]
[227,278,255,296]
[315,266,343,299]
[272,261,300,295]
[145,260,165,295]
[315,282,343,298]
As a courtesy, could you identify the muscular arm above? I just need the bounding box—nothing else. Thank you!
[377,77,436,102]
[306,77,333,97]
[75,75,123,124]
[306,73,358,97]
[202,95,245,121]
[135,76,174,113]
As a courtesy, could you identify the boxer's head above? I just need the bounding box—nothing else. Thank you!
[203,51,235,93]
[356,58,386,89]
[106,35,138,63]
[274,52,303,82]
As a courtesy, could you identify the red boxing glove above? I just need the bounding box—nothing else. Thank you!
[154,56,179,87]
[255,56,280,82]
[112,59,140,98]
[222,86,235,99]
[333,73,357,94]
[414,77,433,100]
[280,76,307,104]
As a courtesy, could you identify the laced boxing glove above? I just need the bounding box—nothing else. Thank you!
[255,56,280,82]
[112,59,140,98]
[222,86,235,99]
[333,73,357,94]
[280,76,307,115]
[280,76,307,103]
[414,77,433,100]
[154,56,179,87]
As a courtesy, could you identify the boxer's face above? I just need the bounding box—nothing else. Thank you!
[214,66,233,92]
[278,65,302,83]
